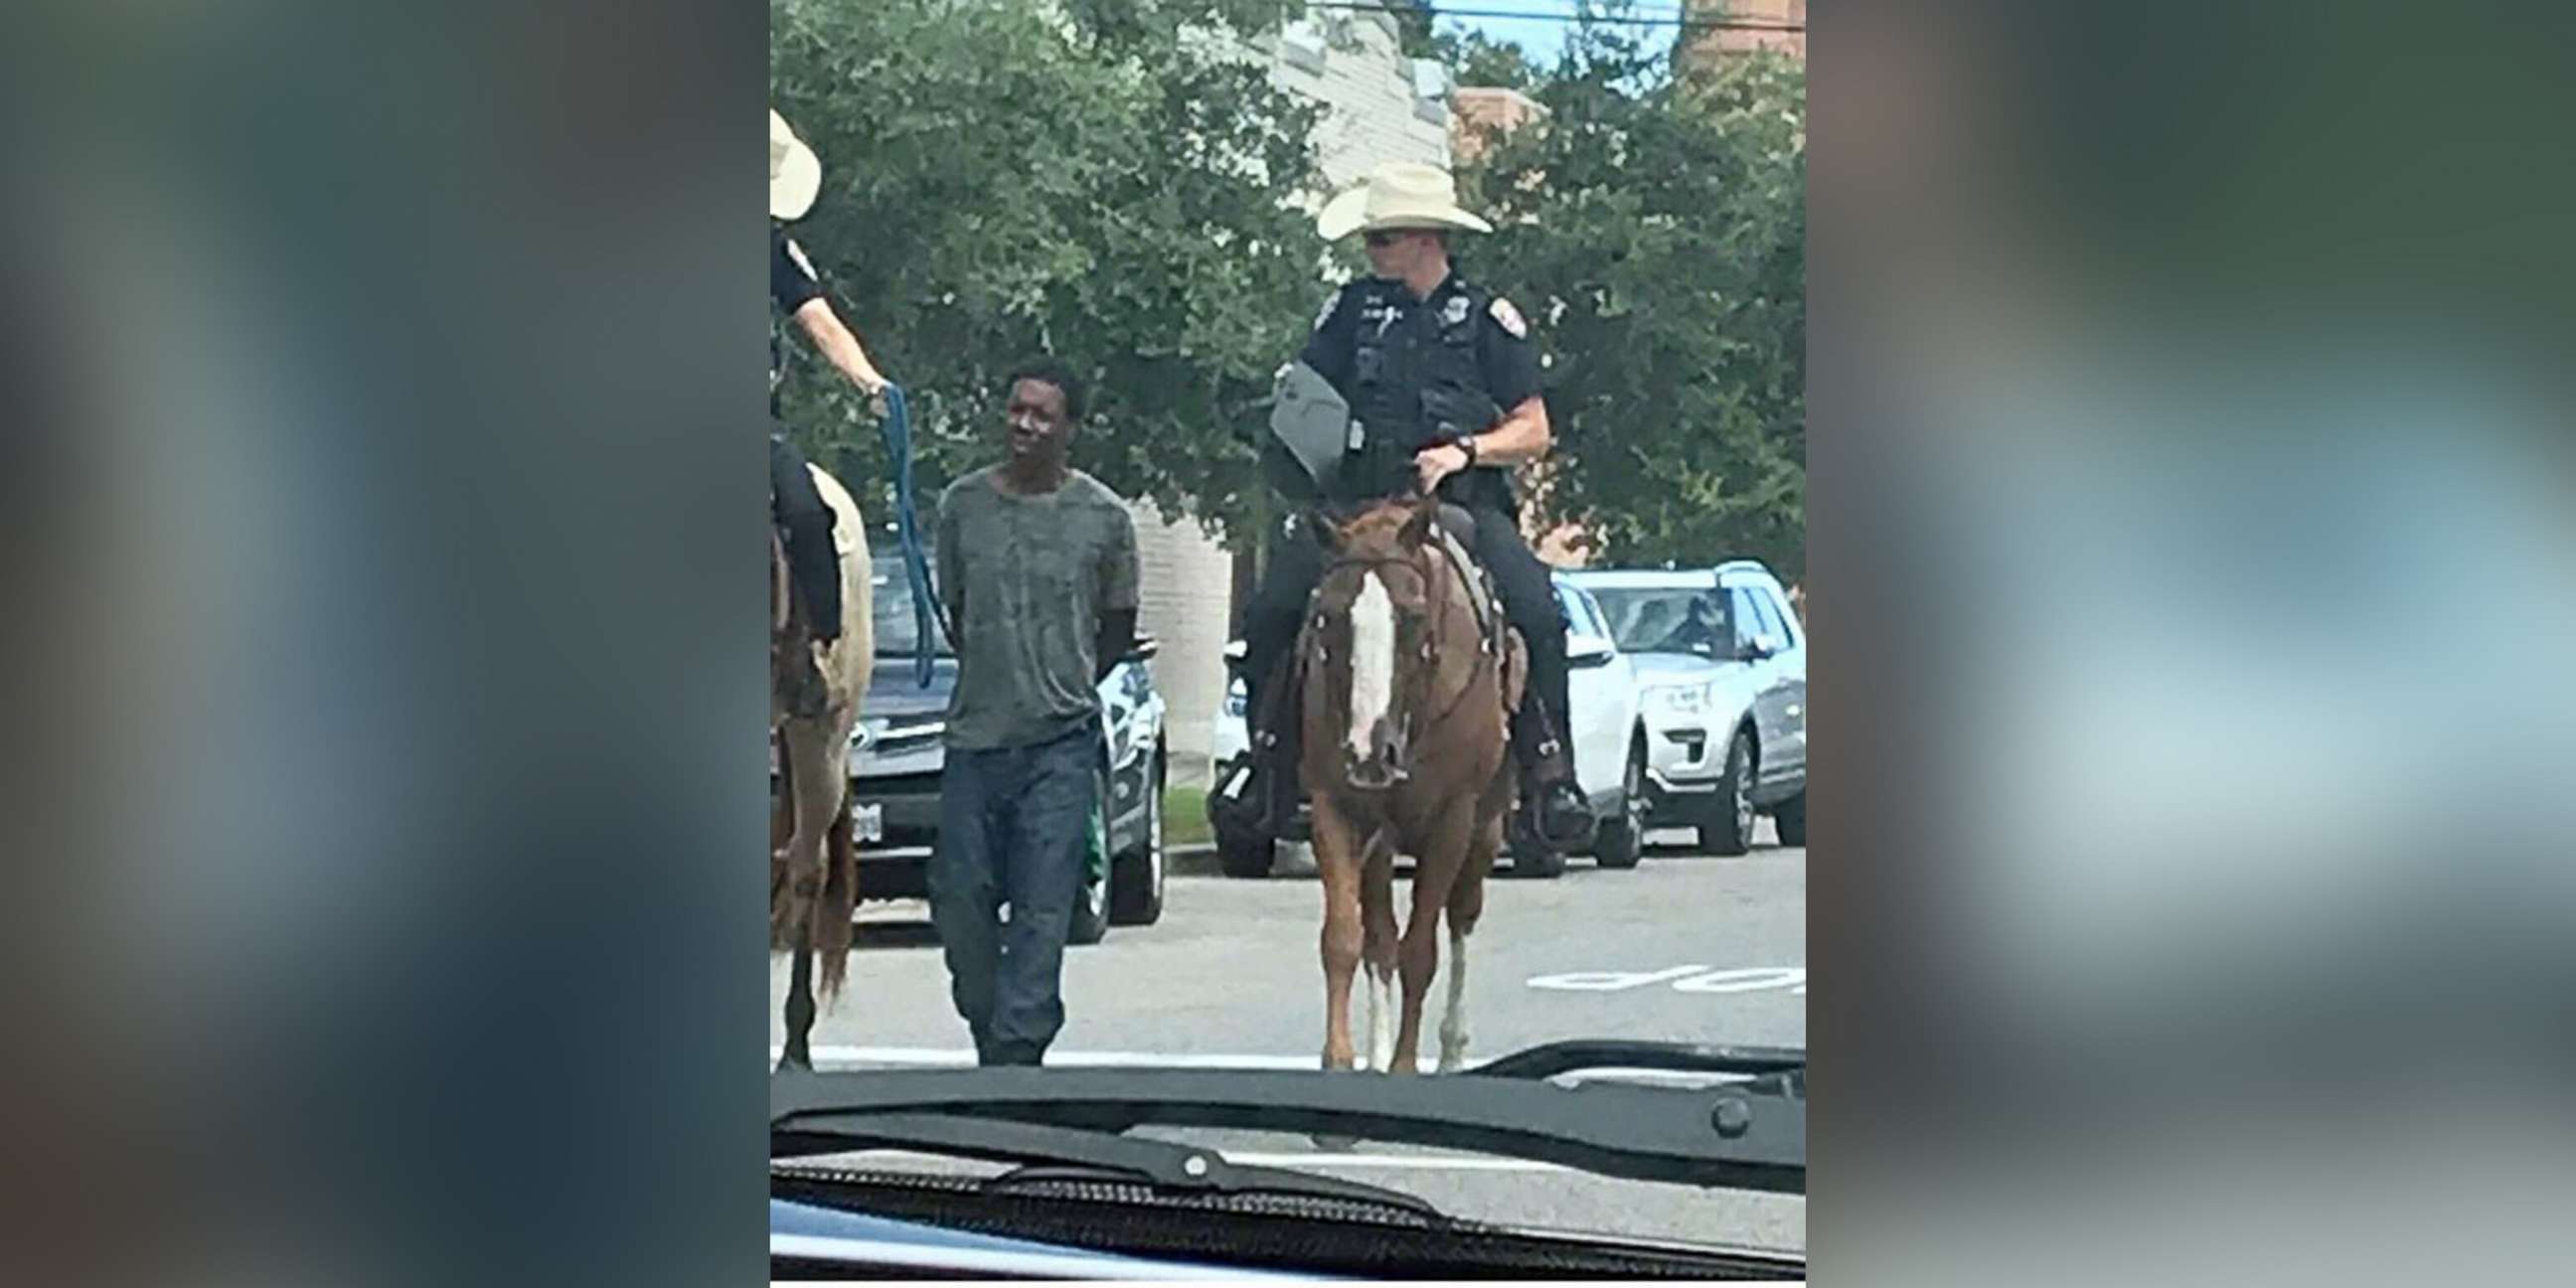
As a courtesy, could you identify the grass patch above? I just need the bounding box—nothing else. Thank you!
[1164,784,1211,848]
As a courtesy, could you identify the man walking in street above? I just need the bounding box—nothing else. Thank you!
[927,360,1139,1066]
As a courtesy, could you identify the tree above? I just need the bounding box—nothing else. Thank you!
[1432,24,1539,90]
[1386,1,1440,59]
[1461,23,1805,579]
[769,0,1323,545]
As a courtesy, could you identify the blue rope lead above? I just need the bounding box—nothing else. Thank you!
[877,383,940,688]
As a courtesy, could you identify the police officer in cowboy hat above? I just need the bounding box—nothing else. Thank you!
[769,108,893,705]
[1215,160,1596,853]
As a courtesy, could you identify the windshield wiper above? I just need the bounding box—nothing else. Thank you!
[774,1106,1444,1219]
[771,1040,1805,1197]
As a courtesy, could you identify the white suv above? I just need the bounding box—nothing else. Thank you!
[1560,562,1808,854]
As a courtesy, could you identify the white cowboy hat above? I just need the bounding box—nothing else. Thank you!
[769,108,822,221]
[1315,161,1494,241]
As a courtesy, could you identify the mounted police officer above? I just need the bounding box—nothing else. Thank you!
[1214,161,1595,853]
[770,108,893,711]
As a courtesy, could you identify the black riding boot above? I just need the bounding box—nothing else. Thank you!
[769,433,843,643]
[1515,661,1596,852]
[1210,654,1300,841]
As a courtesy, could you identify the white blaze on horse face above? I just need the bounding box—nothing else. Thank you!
[1346,572,1398,759]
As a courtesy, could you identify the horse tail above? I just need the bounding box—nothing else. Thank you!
[812,790,858,1003]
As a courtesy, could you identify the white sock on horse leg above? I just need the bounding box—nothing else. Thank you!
[1440,926,1471,1068]
[1368,964,1396,1073]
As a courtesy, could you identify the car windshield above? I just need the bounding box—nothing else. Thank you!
[1585,585,1731,658]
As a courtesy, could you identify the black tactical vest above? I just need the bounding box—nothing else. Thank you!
[1335,279,1517,514]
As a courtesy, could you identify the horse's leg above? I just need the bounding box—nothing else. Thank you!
[779,930,815,1072]
[1391,807,1469,1077]
[773,721,830,943]
[1312,794,1365,1074]
[1360,832,1398,1073]
[1440,812,1501,1072]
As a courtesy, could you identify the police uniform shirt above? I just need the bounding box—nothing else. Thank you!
[770,224,825,404]
[1297,270,1540,507]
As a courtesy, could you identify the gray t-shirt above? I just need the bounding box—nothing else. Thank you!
[934,466,1141,751]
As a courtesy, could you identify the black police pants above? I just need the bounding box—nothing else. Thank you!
[769,430,844,641]
[1242,506,1571,764]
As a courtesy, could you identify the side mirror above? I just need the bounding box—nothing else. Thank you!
[1567,633,1616,667]
[1741,633,1782,661]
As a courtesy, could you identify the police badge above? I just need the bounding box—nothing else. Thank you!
[1442,294,1471,326]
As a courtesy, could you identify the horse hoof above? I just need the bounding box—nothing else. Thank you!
[775,1053,812,1074]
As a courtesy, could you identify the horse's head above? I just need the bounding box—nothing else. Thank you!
[1305,497,1449,793]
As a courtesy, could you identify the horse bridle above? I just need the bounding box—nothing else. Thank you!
[1299,540,1496,784]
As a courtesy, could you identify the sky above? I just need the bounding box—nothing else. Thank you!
[1430,1,1687,69]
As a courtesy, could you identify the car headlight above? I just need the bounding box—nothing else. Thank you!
[1646,682,1714,718]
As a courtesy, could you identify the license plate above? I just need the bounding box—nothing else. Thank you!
[852,802,884,844]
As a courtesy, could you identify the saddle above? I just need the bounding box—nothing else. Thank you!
[1426,503,1506,661]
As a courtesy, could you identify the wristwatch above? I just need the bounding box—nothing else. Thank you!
[1452,433,1480,468]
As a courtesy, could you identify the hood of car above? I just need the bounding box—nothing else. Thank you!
[1623,651,1730,687]
[863,657,959,722]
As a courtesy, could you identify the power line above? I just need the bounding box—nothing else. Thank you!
[1305,2,1804,33]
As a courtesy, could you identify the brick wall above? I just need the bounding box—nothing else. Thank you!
[1677,0,1808,69]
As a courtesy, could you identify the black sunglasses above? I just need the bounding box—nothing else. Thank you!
[1364,230,1413,247]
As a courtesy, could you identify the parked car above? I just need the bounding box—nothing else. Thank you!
[1208,574,1647,879]
[1560,562,1808,854]
[774,538,1169,944]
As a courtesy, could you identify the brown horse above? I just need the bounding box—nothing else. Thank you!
[769,461,873,1072]
[1299,497,1524,1075]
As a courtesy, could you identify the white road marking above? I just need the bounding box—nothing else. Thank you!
[1346,572,1395,757]
[1525,964,1807,997]
[1673,967,1807,995]
[1525,964,1711,992]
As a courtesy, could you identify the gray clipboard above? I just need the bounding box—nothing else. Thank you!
[1268,361,1356,490]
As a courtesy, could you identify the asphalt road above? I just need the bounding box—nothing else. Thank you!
[770,822,1807,1255]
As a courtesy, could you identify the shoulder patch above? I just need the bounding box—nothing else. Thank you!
[1489,295,1528,339]
[784,238,819,282]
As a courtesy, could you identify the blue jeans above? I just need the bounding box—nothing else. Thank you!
[927,724,1096,1065]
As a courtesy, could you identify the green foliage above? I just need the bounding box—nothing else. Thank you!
[1464,29,1806,579]
[1385,1,1441,59]
[770,0,1321,544]
[769,1,1806,580]
[1430,24,1539,90]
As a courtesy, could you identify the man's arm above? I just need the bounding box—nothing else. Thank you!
[1092,506,1141,684]
[793,297,889,397]
[1468,395,1550,465]
[934,494,965,649]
